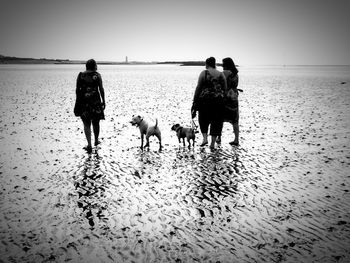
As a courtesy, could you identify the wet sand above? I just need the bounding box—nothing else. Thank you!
[0,65,350,262]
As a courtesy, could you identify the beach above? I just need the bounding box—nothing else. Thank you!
[0,64,349,262]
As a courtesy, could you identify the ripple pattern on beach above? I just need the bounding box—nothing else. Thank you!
[1,65,350,262]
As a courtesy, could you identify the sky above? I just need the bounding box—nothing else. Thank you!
[1,0,349,65]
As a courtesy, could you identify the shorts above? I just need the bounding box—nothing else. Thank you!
[198,106,224,136]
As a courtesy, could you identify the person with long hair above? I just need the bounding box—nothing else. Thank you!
[220,57,240,146]
[75,59,105,153]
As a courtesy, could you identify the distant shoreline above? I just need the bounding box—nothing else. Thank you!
[0,55,208,66]
[1,55,349,67]
[0,56,154,65]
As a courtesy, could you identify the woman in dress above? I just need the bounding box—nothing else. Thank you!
[221,57,239,146]
[75,59,105,153]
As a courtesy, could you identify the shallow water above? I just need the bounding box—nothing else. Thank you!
[0,64,350,262]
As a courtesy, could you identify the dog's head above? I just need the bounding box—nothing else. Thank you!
[171,124,181,131]
[130,115,143,126]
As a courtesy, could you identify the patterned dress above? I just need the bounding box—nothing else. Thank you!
[223,70,239,124]
[76,71,105,121]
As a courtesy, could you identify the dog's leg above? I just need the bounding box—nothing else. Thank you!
[144,134,150,149]
[182,138,186,147]
[187,137,191,148]
[156,133,162,151]
[140,133,144,150]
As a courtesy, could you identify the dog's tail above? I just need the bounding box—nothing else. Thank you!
[155,118,158,129]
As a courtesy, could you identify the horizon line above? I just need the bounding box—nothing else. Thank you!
[1,54,350,67]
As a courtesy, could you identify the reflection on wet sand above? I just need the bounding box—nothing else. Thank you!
[74,151,108,229]
[186,149,240,218]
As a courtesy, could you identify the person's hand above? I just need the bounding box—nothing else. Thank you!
[191,109,197,119]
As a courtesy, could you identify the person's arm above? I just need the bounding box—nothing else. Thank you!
[76,72,81,96]
[221,72,227,94]
[232,74,238,90]
[191,71,205,115]
[98,74,105,109]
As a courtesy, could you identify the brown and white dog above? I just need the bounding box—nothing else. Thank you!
[171,124,196,148]
[130,115,162,150]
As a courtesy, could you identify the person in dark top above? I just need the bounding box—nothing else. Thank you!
[191,57,227,149]
[75,59,105,153]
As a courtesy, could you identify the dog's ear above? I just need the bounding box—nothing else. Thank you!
[138,115,141,119]
[171,124,180,131]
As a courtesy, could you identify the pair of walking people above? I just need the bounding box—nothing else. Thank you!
[74,57,239,153]
[191,57,240,149]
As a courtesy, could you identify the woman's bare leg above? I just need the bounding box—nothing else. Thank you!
[210,135,217,149]
[229,122,239,146]
[92,119,100,146]
[83,119,92,151]
[200,133,208,146]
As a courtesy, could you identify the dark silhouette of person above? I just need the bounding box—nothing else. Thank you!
[75,59,105,153]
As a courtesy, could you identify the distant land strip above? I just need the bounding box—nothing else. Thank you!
[0,55,73,64]
[0,55,208,66]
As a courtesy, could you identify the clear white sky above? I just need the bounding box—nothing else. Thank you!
[1,0,349,65]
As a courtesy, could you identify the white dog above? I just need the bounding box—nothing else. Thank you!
[130,115,162,150]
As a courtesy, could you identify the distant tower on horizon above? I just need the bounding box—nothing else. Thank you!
[125,56,128,63]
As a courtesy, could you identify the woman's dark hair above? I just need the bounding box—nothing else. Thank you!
[86,59,97,71]
[222,57,238,76]
[205,57,216,68]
